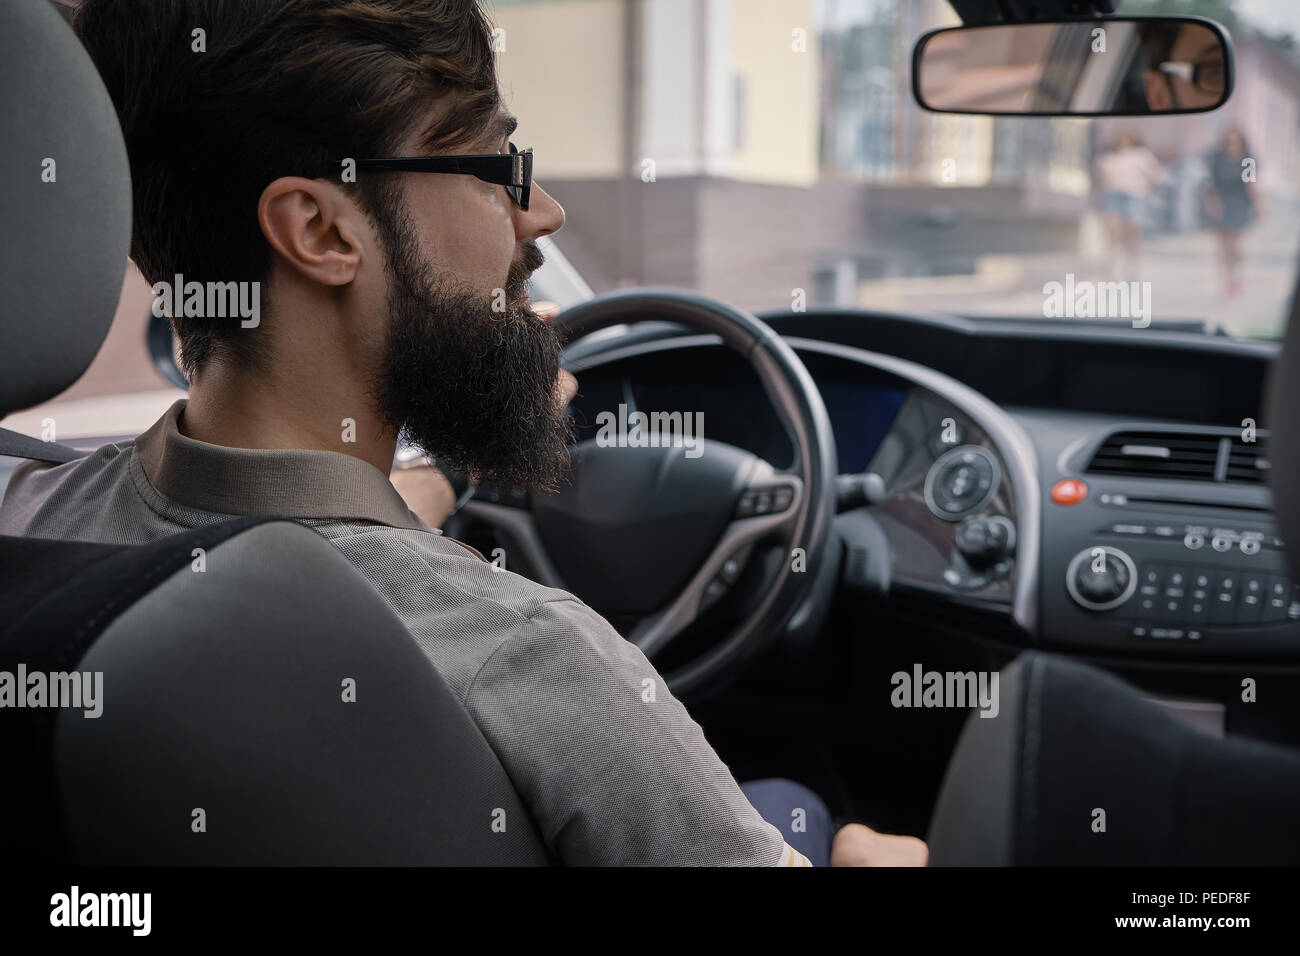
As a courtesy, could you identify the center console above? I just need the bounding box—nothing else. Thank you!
[1042,483,1298,656]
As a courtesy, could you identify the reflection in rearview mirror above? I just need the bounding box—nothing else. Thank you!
[913,17,1231,116]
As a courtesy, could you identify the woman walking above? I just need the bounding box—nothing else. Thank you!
[1094,130,1164,279]
[1203,127,1263,298]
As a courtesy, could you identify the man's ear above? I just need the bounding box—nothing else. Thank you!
[257,177,368,287]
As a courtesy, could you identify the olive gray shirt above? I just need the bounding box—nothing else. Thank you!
[0,400,795,866]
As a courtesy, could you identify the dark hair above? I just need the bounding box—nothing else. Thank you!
[75,0,502,376]
[1221,125,1251,156]
[1137,19,1181,68]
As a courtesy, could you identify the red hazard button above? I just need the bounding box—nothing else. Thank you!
[1051,478,1088,506]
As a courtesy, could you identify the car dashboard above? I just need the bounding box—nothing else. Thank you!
[557,309,1295,676]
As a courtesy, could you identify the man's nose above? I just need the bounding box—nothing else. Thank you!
[517,181,564,240]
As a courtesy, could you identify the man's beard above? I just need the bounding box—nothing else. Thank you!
[371,215,574,491]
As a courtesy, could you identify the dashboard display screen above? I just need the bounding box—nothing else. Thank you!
[617,379,795,468]
[565,349,907,476]
[817,380,908,473]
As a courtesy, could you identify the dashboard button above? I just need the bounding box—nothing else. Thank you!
[1051,478,1088,506]
[1134,566,1162,619]
[1136,566,1161,591]
[1240,537,1262,556]
[1210,574,1238,624]
[1135,594,1160,619]
[1188,571,1211,619]
[924,446,1000,521]
[701,578,728,610]
[1211,534,1233,553]
[1239,575,1266,624]
[1183,532,1205,550]
[1265,576,1290,622]
[1160,566,1190,619]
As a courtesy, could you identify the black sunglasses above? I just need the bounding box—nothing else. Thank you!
[355,142,533,210]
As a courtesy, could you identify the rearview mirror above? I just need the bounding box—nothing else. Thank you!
[913,17,1232,116]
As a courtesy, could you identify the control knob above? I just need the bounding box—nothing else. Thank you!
[955,515,1016,569]
[1066,546,1137,611]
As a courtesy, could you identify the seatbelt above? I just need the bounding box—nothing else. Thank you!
[0,427,88,464]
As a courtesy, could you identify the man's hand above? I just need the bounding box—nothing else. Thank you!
[532,299,579,408]
[830,823,928,867]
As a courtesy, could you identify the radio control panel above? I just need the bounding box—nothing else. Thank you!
[1044,510,1299,656]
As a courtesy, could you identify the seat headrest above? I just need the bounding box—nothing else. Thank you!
[1267,273,1300,580]
[0,0,130,416]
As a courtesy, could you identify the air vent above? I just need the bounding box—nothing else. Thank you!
[1087,431,1222,482]
[1225,438,1270,485]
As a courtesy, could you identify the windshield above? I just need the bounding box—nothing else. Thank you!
[505,0,1300,339]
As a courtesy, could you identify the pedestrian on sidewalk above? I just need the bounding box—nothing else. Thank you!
[1203,126,1264,298]
[1093,129,1164,281]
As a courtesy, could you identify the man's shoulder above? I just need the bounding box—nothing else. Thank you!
[317,521,578,614]
[463,591,655,723]
[0,439,138,538]
[2,441,121,495]
[314,522,607,696]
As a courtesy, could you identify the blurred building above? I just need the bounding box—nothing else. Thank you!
[495,0,1098,310]
[494,0,834,309]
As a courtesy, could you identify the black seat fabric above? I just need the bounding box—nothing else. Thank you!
[928,652,1300,865]
[1,518,551,865]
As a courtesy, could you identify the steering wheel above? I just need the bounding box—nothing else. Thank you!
[461,288,838,694]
